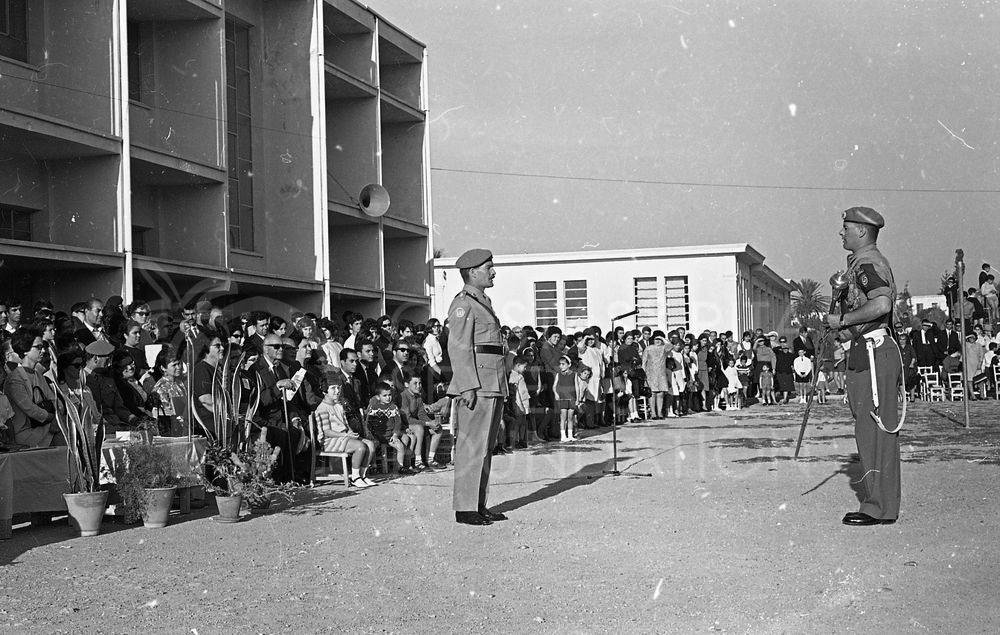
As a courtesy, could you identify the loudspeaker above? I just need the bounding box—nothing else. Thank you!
[359,184,390,217]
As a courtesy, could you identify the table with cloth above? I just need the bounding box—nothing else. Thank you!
[100,436,208,484]
[0,448,71,539]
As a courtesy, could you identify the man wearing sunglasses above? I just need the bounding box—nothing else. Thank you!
[380,340,412,405]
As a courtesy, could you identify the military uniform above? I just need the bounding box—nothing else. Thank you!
[448,255,508,514]
[837,208,902,522]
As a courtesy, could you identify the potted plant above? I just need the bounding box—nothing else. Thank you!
[112,443,178,528]
[50,378,106,537]
[243,437,284,512]
[202,441,247,523]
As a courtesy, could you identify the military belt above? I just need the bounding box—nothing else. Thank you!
[474,344,503,355]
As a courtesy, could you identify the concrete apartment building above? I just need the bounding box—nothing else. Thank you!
[0,0,432,322]
[433,244,792,335]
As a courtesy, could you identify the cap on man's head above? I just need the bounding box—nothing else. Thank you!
[281,337,296,349]
[85,340,115,356]
[842,206,885,228]
[455,248,493,269]
[921,319,934,327]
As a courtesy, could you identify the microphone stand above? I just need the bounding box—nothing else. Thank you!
[955,249,970,428]
[600,309,652,478]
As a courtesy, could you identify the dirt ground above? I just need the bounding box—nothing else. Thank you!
[2,399,999,633]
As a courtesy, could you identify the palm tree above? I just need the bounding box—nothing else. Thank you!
[790,278,831,323]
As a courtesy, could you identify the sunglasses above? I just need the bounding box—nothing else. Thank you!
[396,348,411,353]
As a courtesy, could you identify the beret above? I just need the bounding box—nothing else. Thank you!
[455,248,493,269]
[842,206,885,228]
[85,340,115,356]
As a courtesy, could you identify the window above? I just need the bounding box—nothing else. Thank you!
[534,281,557,327]
[226,16,254,251]
[132,227,153,256]
[127,22,153,104]
[0,204,32,241]
[664,275,690,330]
[634,277,657,328]
[0,0,27,62]
[563,280,588,329]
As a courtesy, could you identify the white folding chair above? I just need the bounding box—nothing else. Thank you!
[947,373,965,401]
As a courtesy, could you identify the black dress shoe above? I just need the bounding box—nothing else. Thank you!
[455,511,492,526]
[478,508,508,521]
[842,512,884,526]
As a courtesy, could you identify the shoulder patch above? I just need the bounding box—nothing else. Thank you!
[857,263,889,293]
[454,307,466,318]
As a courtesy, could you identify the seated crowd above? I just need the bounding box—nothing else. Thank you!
[2,291,990,492]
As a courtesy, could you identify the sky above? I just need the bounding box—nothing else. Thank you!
[366,0,1000,294]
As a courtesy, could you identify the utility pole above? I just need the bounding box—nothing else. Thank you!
[955,249,970,428]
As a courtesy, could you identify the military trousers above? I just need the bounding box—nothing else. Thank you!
[845,337,902,520]
[452,394,503,512]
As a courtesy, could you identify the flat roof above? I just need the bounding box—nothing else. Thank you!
[434,243,792,293]
[435,243,765,267]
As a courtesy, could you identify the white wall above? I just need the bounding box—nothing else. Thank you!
[434,254,741,333]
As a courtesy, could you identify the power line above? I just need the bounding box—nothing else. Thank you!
[430,167,1000,194]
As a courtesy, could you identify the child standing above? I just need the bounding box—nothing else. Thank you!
[553,356,579,441]
[507,356,531,448]
[815,367,829,405]
[793,349,814,404]
[576,366,599,429]
[364,381,414,474]
[722,358,742,409]
[735,354,752,407]
[758,363,775,405]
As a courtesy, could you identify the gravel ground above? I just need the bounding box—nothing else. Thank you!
[2,399,998,633]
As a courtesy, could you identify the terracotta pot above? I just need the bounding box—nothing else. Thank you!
[63,491,109,537]
[175,486,192,514]
[142,486,177,528]
[214,494,243,523]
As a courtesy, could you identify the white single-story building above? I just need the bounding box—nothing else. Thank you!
[909,294,948,316]
[433,244,792,335]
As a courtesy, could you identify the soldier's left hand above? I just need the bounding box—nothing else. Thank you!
[825,313,842,330]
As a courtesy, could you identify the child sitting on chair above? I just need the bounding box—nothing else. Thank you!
[364,381,415,474]
[315,383,376,488]
[758,362,775,405]
[399,373,446,469]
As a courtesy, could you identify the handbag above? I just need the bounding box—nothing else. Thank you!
[26,370,55,428]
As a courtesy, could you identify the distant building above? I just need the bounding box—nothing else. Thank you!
[909,294,948,316]
[0,0,432,322]
[433,244,792,334]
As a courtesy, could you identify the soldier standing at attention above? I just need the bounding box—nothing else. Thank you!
[448,249,509,526]
[825,207,902,526]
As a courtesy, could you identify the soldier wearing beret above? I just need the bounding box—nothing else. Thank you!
[825,206,902,526]
[448,248,509,526]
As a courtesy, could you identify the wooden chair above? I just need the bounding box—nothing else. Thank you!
[916,366,935,400]
[308,413,351,487]
[923,371,945,402]
[947,373,965,401]
[635,396,649,420]
[993,366,1000,399]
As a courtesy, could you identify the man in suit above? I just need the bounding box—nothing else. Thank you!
[792,326,816,359]
[448,248,508,526]
[938,318,963,375]
[247,334,309,483]
[73,299,104,346]
[379,339,411,405]
[911,319,941,370]
[334,348,365,435]
[353,341,380,404]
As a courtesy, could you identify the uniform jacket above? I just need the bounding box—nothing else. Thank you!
[446,284,508,398]
[840,243,896,371]
[86,367,133,432]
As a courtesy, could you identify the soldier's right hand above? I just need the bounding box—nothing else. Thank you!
[461,389,477,411]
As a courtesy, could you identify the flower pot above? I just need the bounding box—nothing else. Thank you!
[142,486,177,528]
[175,486,192,515]
[214,494,243,523]
[63,491,109,537]
[189,485,206,509]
